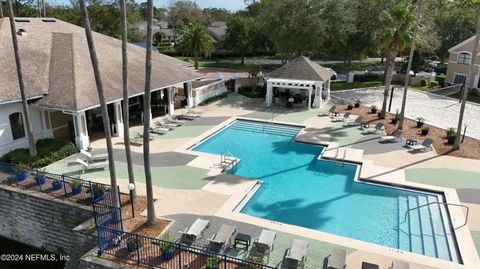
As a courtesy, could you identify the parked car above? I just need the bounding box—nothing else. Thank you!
[326,68,337,80]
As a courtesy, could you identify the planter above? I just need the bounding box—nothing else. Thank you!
[126,238,138,253]
[354,103,360,108]
[371,108,377,114]
[421,129,429,135]
[93,193,104,201]
[447,136,455,145]
[391,119,398,125]
[35,175,46,185]
[16,172,28,182]
[416,122,424,128]
[161,249,174,260]
[71,185,83,195]
[377,112,382,117]
[52,181,63,190]
[347,105,353,110]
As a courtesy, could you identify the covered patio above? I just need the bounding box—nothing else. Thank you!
[265,56,333,110]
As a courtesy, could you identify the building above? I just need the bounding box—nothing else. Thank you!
[206,21,227,49]
[0,17,204,155]
[445,36,480,89]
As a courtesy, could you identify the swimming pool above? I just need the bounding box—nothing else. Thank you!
[192,120,459,262]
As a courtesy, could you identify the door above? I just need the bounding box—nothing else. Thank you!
[453,74,467,85]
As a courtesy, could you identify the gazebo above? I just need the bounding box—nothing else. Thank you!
[265,56,333,109]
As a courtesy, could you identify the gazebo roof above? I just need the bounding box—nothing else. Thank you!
[267,56,333,82]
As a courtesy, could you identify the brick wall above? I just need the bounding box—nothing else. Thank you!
[0,184,98,269]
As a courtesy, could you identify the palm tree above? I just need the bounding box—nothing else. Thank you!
[179,23,213,70]
[398,0,423,129]
[37,0,42,17]
[378,1,415,119]
[454,15,480,150]
[143,0,156,226]
[79,0,120,208]
[1,1,4,18]
[6,0,37,157]
[119,0,136,199]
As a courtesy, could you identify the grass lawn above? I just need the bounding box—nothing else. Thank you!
[448,92,480,104]
[331,81,384,91]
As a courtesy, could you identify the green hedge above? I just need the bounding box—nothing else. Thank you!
[198,92,228,106]
[238,85,267,98]
[421,79,428,87]
[0,138,77,168]
[353,73,384,82]
[162,50,276,59]
[430,80,439,87]
[436,75,446,87]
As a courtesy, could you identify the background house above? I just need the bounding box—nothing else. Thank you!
[206,21,227,50]
[445,36,480,89]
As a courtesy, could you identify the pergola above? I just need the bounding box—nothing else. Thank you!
[265,56,333,109]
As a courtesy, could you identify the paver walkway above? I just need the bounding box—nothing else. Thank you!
[331,88,480,139]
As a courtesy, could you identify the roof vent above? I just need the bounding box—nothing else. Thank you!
[17,29,27,37]
[14,19,30,23]
[42,19,56,23]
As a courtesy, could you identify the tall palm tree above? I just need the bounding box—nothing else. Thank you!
[79,0,120,208]
[143,0,156,226]
[398,0,423,129]
[6,0,37,157]
[37,0,42,17]
[454,15,480,150]
[378,1,415,119]
[1,1,4,18]
[179,23,213,70]
[119,0,136,199]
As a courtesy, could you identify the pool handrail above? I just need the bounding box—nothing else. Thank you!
[402,201,469,230]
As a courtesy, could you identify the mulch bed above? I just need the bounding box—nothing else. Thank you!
[336,105,480,160]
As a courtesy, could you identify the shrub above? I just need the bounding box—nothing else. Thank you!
[353,73,383,82]
[420,79,428,87]
[430,81,438,87]
[446,127,456,138]
[436,75,446,86]
[0,139,77,168]
[198,92,228,106]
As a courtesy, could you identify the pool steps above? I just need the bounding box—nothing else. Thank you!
[230,121,301,137]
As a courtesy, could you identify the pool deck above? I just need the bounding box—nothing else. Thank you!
[45,94,480,269]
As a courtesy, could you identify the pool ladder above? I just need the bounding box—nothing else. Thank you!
[334,147,347,166]
[221,150,238,172]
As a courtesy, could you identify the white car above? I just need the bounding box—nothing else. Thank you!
[326,68,337,80]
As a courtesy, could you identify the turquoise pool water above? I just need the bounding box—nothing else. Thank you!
[193,120,458,262]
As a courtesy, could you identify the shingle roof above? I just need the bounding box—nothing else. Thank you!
[266,56,333,82]
[0,17,202,111]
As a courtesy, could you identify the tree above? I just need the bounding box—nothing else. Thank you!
[168,0,209,42]
[377,1,415,119]
[78,0,120,208]
[119,0,136,200]
[203,7,231,21]
[6,0,37,157]
[179,23,213,70]
[153,31,164,47]
[143,0,156,226]
[224,15,255,64]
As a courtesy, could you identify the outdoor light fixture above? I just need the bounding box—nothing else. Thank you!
[128,183,135,218]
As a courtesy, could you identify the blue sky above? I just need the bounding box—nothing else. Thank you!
[48,0,247,11]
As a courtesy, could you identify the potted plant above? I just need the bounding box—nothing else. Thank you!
[160,233,175,261]
[126,235,142,253]
[35,169,47,185]
[421,126,429,135]
[346,103,353,110]
[446,127,456,144]
[15,167,28,182]
[205,257,222,269]
[70,178,83,195]
[391,112,400,125]
[416,117,425,128]
[370,105,377,114]
[89,184,107,200]
[51,178,63,190]
[354,99,361,108]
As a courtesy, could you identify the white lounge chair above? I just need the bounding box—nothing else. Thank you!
[155,119,178,129]
[80,149,108,162]
[251,230,276,261]
[380,129,403,143]
[165,115,185,125]
[333,112,350,122]
[327,248,346,269]
[182,113,200,120]
[391,260,410,269]
[328,106,338,118]
[149,126,169,135]
[179,218,210,245]
[344,116,364,126]
[284,239,309,268]
[76,158,108,172]
[362,122,384,134]
[408,138,434,152]
[207,224,236,253]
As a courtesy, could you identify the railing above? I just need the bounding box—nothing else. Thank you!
[221,150,238,172]
[402,201,469,230]
[0,162,111,206]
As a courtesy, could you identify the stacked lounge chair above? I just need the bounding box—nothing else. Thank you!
[207,224,236,253]
[149,126,169,135]
[408,138,434,152]
[362,122,384,134]
[380,129,403,143]
[284,239,309,268]
[182,112,201,120]
[344,116,364,127]
[165,115,185,125]
[179,218,210,245]
[327,248,346,269]
[155,119,177,129]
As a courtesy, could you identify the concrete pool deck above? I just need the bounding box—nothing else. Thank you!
[45,94,480,269]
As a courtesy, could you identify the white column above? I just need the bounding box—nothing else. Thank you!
[112,101,124,137]
[308,88,312,110]
[266,81,273,106]
[186,82,194,108]
[326,79,331,99]
[313,82,322,108]
[74,111,90,150]
[167,87,175,116]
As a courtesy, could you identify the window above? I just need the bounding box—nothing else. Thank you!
[454,74,467,85]
[9,113,25,140]
[458,53,471,65]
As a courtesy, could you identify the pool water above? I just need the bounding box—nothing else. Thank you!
[193,120,458,262]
